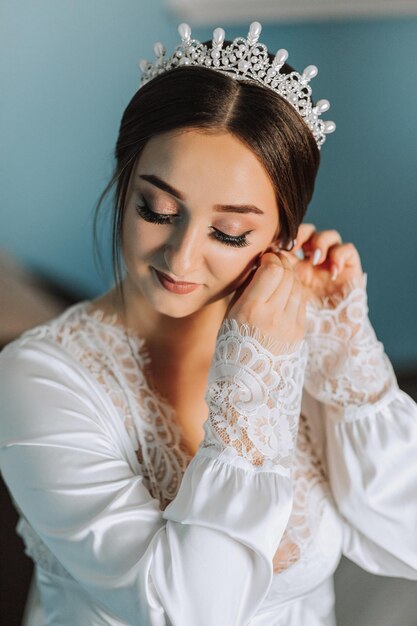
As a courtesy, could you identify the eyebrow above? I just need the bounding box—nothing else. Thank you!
[138,174,265,215]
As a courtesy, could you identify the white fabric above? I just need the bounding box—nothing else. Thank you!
[0,271,416,626]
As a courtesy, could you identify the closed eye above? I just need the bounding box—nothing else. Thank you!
[135,199,253,248]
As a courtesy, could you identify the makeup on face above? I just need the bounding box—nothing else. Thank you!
[151,266,201,294]
[121,131,281,315]
[134,187,256,249]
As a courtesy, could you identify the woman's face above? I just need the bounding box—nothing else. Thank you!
[121,128,281,319]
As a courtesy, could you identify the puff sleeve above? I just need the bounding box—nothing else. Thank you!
[0,318,308,625]
[303,273,417,579]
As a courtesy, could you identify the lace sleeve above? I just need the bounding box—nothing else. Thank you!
[199,317,309,475]
[303,273,399,417]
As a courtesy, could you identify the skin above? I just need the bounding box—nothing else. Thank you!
[94,128,284,363]
[91,126,366,567]
[93,126,365,364]
[288,223,364,303]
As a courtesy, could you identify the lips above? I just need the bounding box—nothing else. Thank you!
[153,268,198,286]
[152,267,201,295]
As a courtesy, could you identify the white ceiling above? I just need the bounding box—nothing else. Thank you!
[167,0,417,26]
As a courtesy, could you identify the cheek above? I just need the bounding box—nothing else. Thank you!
[209,247,259,294]
[122,212,165,262]
[212,227,275,290]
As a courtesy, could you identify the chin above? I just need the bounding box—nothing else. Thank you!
[147,283,233,320]
[127,264,238,318]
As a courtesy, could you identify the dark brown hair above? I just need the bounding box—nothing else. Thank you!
[93,44,320,293]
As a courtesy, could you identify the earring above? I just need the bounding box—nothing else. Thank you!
[282,239,296,251]
[271,239,296,253]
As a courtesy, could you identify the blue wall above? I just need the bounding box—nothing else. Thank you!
[0,0,177,295]
[1,2,416,368]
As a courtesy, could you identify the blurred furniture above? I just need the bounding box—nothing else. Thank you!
[0,253,78,348]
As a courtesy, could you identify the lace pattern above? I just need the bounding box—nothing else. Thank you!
[10,303,194,580]
[200,317,309,474]
[11,300,344,580]
[17,303,193,509]
[272,413,331,574]
[304,273,398,415]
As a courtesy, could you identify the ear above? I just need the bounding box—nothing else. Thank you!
[272,235,289,252]
[267,234,296,254]
[279,239,297,252]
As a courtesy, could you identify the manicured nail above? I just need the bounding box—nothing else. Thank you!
[312,249,322,266]
[331,266,338,281]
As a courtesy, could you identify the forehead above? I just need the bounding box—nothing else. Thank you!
[135,129,278,212]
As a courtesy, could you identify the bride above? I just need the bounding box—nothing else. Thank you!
[1,21,416,626]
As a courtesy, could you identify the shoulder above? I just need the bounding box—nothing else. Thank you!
[0,303,115,439]
[0,298,108,378]
[0,345,119,462]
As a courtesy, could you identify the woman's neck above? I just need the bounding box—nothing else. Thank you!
[92,281,231,361]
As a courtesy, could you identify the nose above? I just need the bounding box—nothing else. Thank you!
[163,220,205,280]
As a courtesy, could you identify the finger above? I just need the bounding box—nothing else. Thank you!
[244,253,285,302]
[292,223,316,252]
[266,251,297,306]
[293,226,319,260]
[326,242,363,278]
[269,246,299,268]
[295,285,307,337]
[306,230,343,265]
[271,249,296,275]
[284,278,304,322]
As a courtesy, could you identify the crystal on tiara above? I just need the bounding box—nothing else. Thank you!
[138,21,336,149]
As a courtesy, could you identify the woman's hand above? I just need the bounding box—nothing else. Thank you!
[276,224,365,306]
[226,251,307,346]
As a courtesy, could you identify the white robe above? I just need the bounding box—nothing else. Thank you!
[0,272,416,626]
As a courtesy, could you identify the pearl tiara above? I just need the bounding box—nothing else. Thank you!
[138,22,336,150]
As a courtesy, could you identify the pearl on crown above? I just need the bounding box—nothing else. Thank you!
[138,21,336,148]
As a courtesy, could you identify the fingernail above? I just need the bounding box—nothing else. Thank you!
[312,249,322,266]
[331,266,338,281]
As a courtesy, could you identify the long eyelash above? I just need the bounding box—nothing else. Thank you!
[136,201,172,225]
[211,228,250,248]
[135,200,252,248]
